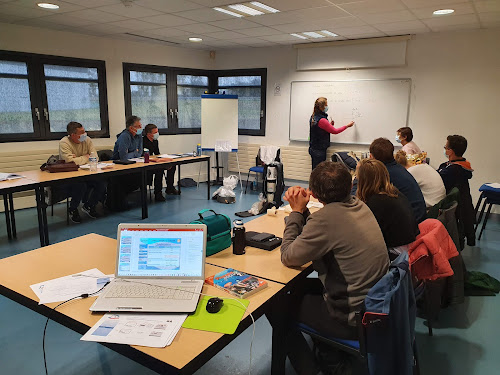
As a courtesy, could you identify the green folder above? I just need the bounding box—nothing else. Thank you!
[182,296,250,334]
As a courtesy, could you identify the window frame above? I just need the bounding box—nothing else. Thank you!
[0,50,109,143]
[123,63,266,136]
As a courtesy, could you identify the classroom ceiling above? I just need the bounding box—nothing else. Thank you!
[0,0,498,50]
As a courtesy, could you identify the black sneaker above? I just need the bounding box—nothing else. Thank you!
[165,187,180,195]
[69,209,82,224]
[82,204,98,219]
[155,193,166,202]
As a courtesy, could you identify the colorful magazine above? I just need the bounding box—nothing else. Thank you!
[205,268,267,298]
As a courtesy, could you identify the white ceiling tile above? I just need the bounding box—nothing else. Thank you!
[358,10,417,24]
[231,36,273,44]
[315,16,367,28]
[0,13,24,23]
[107,19,163,31]
[400,0,469,8]
[174,8,236,22]
[204,30,248,39]
[478,11,500,23]
[292,6,351,21]
[0,3,55,18]
[208,18,261,30]
[375,19,429,32]
[145,28,192,37]
[62,0,122,7]
[14,18,68,30]
[384,28,429,35]
[257,0,333,12]
[236,26,283,36]
[474,0,500,13]
[411,3,475,19]
[133,0,204,13]
[330,25,383,36]
[251,11,306,26]
[189,0,237,6]
[344,31,386,39]
[259,33,304,42]
[426,22,480,32]
[208,39,250,47]
[37,13,96,27]
[337,0,407,15]
[77,23,131,34]
[14,0,85,13]
[481,20,500,27]
[422,13,479,28]
[138,13,198,27]
[95,3,160,18]
[272,22,323,33]
[64,9,128,23]
[176,23,225,33]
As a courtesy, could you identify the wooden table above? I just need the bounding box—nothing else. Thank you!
[0,233,285,374]
[1,155,211,247]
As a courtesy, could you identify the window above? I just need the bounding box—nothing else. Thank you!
[0,51,108,142]
[216,69,266,136]
[123,64,266,136]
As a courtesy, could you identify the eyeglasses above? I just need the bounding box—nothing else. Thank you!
[443,146,450,150]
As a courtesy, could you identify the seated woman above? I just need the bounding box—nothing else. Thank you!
[395,150,446,207]
[357,158,419,258]
[396,126,422,155]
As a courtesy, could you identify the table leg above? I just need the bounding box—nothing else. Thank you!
[8,193,16,238]
[207,158,211,200]
[270,293,288,375]
[141,170,148,220]
[35,187,47,247]
[3,194,12,240]
[177,165,181,194]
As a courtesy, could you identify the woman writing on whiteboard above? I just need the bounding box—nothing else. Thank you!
[309,97,355,169]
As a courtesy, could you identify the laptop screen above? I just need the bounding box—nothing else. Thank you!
[117,228,205,277]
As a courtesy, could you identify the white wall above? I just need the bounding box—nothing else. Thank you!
[215,28,500,205]
[0,22,215,180]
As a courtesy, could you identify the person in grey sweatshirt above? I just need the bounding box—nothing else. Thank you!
[272,161,389,374]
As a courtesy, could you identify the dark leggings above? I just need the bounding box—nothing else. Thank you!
[309,147,327,170]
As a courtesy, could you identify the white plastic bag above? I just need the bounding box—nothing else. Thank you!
[212,175,238,199]
[249,193,266,215]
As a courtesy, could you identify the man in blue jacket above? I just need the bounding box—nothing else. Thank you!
[106,116,143,211]
[369,138,426,223]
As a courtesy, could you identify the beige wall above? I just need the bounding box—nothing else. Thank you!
[215,28,500,205]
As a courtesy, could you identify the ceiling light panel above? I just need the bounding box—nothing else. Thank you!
[302,31,326,38]
[290,33,308,39]
[433,9,455,15]
[320,30,338,37]
[214,2,280,18]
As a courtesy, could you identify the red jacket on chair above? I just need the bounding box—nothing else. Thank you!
[408,219,458,280]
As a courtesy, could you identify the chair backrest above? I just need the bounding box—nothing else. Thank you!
[437,201,460,252]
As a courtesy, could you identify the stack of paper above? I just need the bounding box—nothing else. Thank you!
[0,172,23,181]
[81,313,187,348]
[79,163,114,170]
[158,154,182,159]
[30,268,113,305]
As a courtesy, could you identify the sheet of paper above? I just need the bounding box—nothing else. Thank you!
[0,172,24,181]
[79,163,114,170]
[81,313,187,348]
[486,183,500,189]
[215,140,232,152]
[30,269,113,305]
[158,154,182,159]
[307,201,324,209]
[129,157,144,162]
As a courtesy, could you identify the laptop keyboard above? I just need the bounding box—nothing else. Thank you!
[106,284,196,300]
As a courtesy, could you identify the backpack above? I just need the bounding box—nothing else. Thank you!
[263,162,285,208]
[331,152,359,172]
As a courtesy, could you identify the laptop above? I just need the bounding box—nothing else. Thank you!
[90,223,207,313]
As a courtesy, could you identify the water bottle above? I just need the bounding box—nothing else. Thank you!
[196,143,202,157]
[232,220,246,255]
[144,148,150,163]
[252,179,257,191]
[89,151,98,172]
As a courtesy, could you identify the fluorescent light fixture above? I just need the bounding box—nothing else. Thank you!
[433,9,455,15]
[303,31,326,39]
[228,4,264,16]
[213,7,244,17]
[189,37,203,42]
[37,2,59,9]
[320,30,338,37]
[290,33,308,39]
[250,2,280,13]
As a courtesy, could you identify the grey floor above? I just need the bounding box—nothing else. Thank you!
[0,184,499,375]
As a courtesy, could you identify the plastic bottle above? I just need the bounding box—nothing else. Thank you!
[144,148,150,163]
[196,143,202,157]
[232,220,246,255]
[252,179,257,191]
[89,151,98,172]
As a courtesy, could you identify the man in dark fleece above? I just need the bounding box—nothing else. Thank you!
[438,134,475,246]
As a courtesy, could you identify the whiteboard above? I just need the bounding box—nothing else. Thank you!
[289,79,411,145]
[201,95,238,151]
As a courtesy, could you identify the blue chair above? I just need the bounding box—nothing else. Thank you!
[474,183,500,240]
[244,148,280,194]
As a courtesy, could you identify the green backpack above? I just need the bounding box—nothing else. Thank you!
[190,209,232,256]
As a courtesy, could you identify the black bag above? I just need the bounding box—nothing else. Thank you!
[263,162,285,208]
[40,155,79,173]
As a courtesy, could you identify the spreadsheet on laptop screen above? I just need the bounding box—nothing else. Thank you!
[117,228,204,277]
